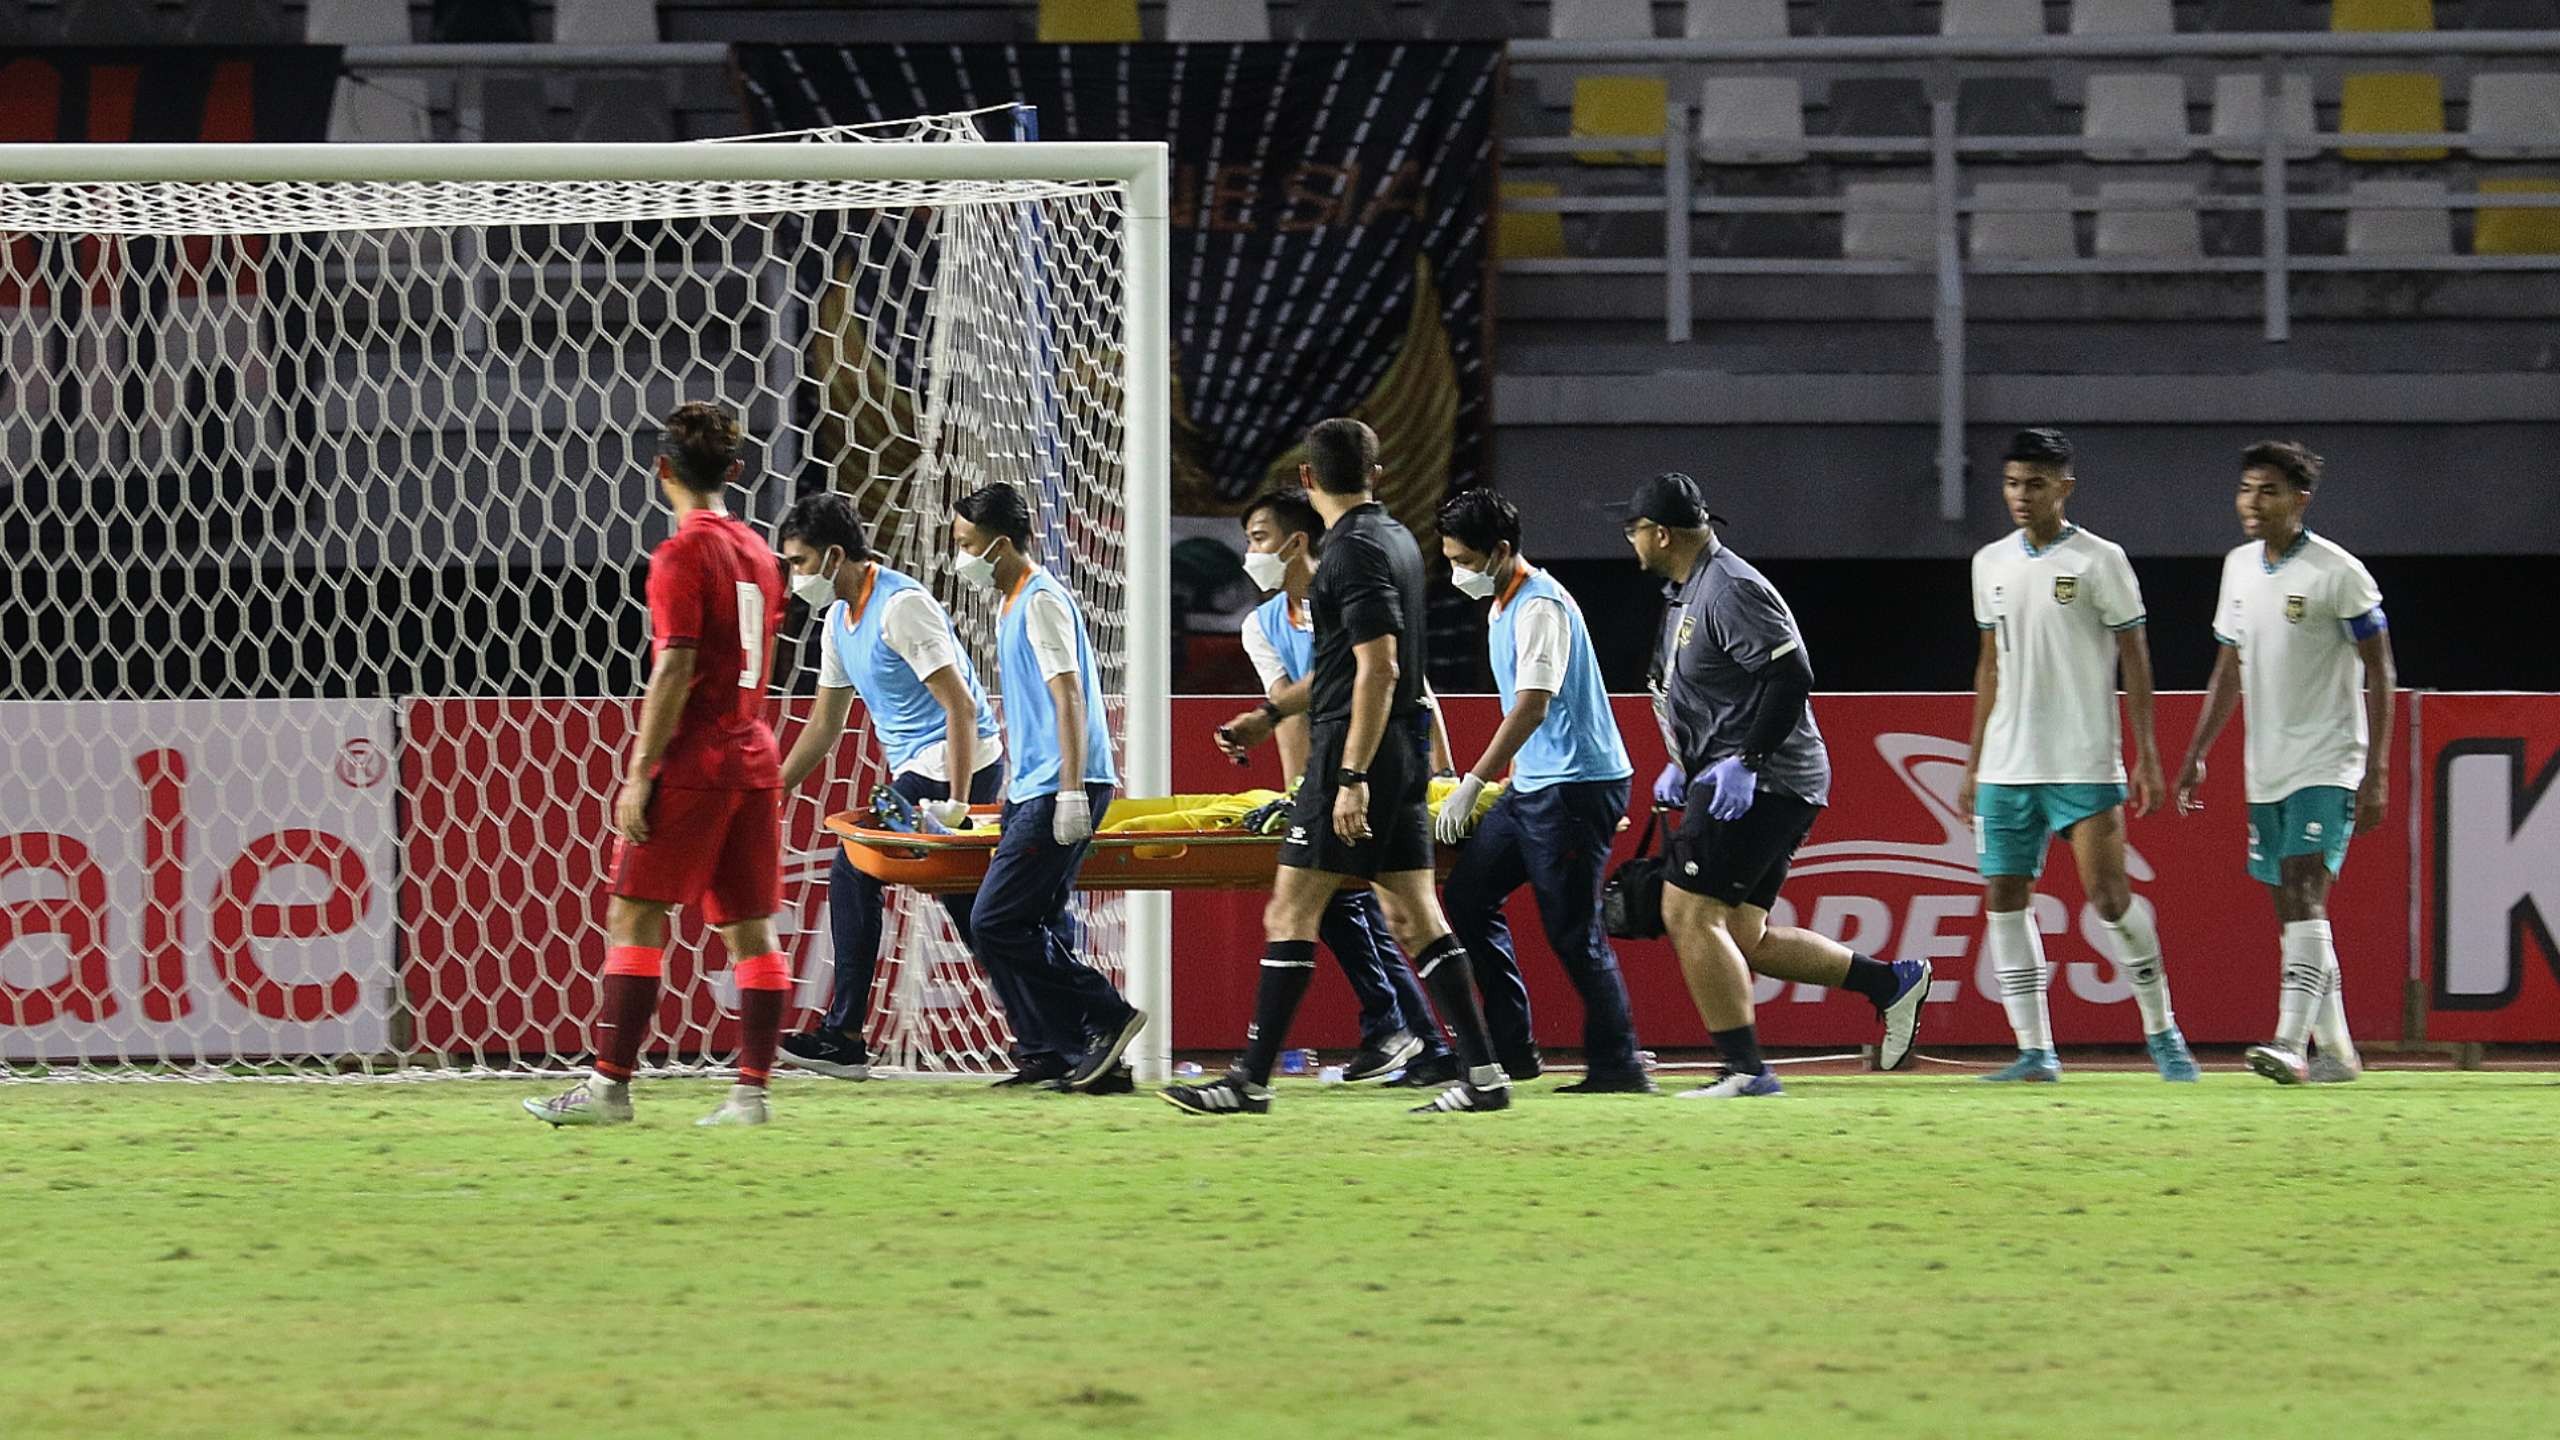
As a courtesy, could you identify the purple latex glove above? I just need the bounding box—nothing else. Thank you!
[1698,756,1758,821]
[1651,761,1690,808]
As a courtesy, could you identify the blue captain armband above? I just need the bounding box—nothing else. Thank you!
[2347,607,2388,641]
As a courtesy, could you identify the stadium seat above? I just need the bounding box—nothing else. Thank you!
[60,0,167,41]
[2345,178,2452,254]
[1958,76,2068,145]
[466,73,556,141]
[328,75,435,144]
[1498,181,1567,260]
[431,0,534,41]
[1551,0,1657,37]
[1039,0,1141,42]
[2473,178,2560,255]
[1698,76,1809,164]
[1970,181,2077,259]
[1425,0,1538,38]
[1941,0,2047,34]
[2330,0,2432,28]
[2084,73,2193,160]
[1821,77,1932,159]
[1572,75,1670,164]
[2093,180,2204,258]
[571,76,674,141]
[2069,0,2175,32]
[2465,72,2560,158]
[305,0,408,41]
[184,0,288,42]
[2339,72,2448,160]
[2462,0,2560,26]
[1821,0,1927,34]
[1685,0,1790,37]
[2206,0,2327,28]
[1293,0,1394,38]
[1168,0,1271,40]
[2210,72,2317,160]
[1841,181,1936,260]
[553,0,657,41]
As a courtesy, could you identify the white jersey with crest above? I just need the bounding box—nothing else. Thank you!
[2213,529,2385,805]
[1970,524,2145,786]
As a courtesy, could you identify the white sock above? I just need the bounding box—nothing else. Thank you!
[730,1083,766,1106]
[1986,908,2053,1054]
[589,1072,629,1098]
[2312,942,2356,1060]
[2101,901,2175,1036]
[1468,1063,1509,1090]
[2276,920,2331,1051]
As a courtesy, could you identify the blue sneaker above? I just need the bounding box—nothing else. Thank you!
[1876,958,1932,1071]
[1981,1049,2061,1083]
[2146,1028,2201,1082]
[1675,1067,1785,1099]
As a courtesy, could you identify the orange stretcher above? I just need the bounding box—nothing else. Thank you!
[825,799,1463,895]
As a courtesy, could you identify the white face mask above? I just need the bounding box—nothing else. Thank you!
[1241,549,1287,592]
[954,544,1000,591]
[790,552,841,611]
[1450,562,1497,600]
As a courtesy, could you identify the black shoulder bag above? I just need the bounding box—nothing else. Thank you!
[1601,806,1670,940]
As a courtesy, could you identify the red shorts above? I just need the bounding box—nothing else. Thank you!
[610,785,782,926]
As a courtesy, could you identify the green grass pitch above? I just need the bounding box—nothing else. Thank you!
[3,1071,2553,1438]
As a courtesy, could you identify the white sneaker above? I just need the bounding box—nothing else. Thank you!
[523,1077,632,1126]
[696,1087,770,1127]
[2307,1050,2363,1084]
[1674,1068,1785,1099]
[2244,1044,2310,1086]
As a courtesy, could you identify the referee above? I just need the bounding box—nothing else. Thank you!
[1166,418,1514,1117]
[1626,473,1930,1098]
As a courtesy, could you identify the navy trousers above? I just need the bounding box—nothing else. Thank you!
[1316,890,1452,1058]
[971,782,1136,1065]
[821,762,1062,1056]
[1443,778,1644,1074]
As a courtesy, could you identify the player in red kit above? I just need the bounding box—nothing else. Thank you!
[526,402,792,1128]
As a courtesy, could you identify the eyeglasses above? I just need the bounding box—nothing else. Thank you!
[1621,518,1656,540]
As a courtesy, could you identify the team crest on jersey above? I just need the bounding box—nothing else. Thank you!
[1676,615,1696,651]
[2051,575,2078,605]
[2284,594,2308,624]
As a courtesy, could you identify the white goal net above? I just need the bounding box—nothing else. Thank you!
[0,120,1168,1079]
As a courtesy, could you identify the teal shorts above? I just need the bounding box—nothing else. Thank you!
[1973,782,2127,880]
[2246,785,2355,887]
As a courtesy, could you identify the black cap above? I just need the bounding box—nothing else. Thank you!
[1616,471,1724,529]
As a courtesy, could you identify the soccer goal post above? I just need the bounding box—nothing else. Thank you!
[0,135,1173,1083]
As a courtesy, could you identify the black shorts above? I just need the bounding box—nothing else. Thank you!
[1278,712,1434,880]
[1664,788,1821,910]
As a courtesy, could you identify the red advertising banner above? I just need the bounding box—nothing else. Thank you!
[1171,693,2412,1051]
[2417,693,2560,1043]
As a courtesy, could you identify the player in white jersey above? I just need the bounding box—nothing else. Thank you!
[2175,442,2396,1086]
[1960,430,2197,1082]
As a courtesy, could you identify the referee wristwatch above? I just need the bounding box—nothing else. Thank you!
[1334,766,1369,786]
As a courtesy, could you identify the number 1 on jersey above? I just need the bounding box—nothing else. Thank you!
[735,581,765,688]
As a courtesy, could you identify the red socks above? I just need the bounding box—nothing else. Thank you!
[594,945,664,1081]
[733,952,791,1088]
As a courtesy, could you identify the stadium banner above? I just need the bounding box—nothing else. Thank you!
[1168,693,2414,1052]
[0,700,400,1062]
[2417,693,2560,1042]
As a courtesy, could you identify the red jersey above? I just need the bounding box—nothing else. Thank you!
[644,508,784,790]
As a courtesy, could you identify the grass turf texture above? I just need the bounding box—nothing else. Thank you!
[3,1073,2553,1439]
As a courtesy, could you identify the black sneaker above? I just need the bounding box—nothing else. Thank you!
[1386,1051,1463,1088]
[1499,1045,1545,1083]
[1555,1069,1659,1094]
[1161,1072,1270,1116]
[1043,1064,1134,1095]
[1341,1030,1424,1084]
[992,1055,1071,1088]
[1410,1080,1513,1114]
[1065,1006,1149,1091]
[777,1030,871,1080]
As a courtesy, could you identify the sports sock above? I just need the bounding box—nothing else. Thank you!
[2309,929,2355,1058]
[593,945,664,1083]
[2101,902,2176,1035]
[2276,920,2329,1051]
[1838,953,1900,1009]
[734,952,792,1088]
[1984,908,2053,1054]
[1709,1023,1767,1077]
[1413,935,1500,1075]
[1238,940,1318,1085]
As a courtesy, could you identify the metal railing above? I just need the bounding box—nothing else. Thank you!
[1503,32,2560,520]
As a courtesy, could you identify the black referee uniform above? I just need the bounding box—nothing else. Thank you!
[1278,499,1437,878]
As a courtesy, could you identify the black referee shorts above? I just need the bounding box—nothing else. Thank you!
[1664,788,1821,911]
[1278,712,1434,881]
